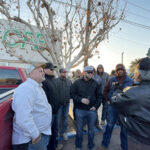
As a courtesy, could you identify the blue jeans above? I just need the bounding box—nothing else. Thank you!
[47,114,58,150]
[75,108,96,150]
[28,134,50,150]
[101,99,108,121]
[102,104,128,150]
[13,143,28,150]
[57,103,69,135]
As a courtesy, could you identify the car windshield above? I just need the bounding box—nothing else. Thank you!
[0,69,22,85]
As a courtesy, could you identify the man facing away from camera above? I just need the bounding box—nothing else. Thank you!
[111,57,150,150]
[71,66,102,150]
[12,64,52,150]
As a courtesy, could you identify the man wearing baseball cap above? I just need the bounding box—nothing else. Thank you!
[71,66,102,150]
[12,63,52,150]
[42,62,63,150]
[56,68,72,141]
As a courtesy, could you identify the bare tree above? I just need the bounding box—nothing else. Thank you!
[0,0,126,70]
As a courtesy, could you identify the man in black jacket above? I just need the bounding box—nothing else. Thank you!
[56,68,72,140]
[71,66,102,150]
[111,57,150,150]
[42,62,62,150]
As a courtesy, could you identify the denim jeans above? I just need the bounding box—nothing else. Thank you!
[101,99,108,121]
[75,108,96,150]
[102,104,128,150]
[28,134,50,150]
[12,143,28,150]
[47,114,58,150]
[57,103,69,135]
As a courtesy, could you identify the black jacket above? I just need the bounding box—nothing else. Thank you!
[42,75,60,114]
[56,77,72,105]
[111,81,150,145]
[71,77,102,110]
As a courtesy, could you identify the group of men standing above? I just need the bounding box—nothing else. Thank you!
[11,57,150,150]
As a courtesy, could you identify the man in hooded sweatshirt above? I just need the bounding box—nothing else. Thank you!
[101,64,133,150]
[97,64,110,125]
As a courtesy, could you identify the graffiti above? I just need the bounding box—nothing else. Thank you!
[2,29,45,50]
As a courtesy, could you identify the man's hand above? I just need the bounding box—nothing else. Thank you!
[81,98,90,105]
[107,101,110,104]
[32,134,41,144]
[90,107,96,111]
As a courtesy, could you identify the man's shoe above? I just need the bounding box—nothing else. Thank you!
[100,145,108,150]
[56,144,63,150]
[96,124,103,130]
[63,133,68,141]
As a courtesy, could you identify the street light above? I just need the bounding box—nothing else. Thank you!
[121,52,124,64]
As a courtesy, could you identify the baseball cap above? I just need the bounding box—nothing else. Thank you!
[26,63,45,75]
[84,66,94,72]
[45,62,57,70]
[59,68,67,73]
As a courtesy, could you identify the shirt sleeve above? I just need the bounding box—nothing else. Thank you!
[12,88,40,140]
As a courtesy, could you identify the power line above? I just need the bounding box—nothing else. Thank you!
[53,0,150,31]
[126,10,150,20]
[122,19,150,30]
[127,1,150,13]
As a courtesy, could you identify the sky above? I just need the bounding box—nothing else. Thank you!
[89,0,150,73]
[1,0,150,73]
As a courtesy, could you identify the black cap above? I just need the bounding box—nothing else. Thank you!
[45,62,57,70]
[59,68,67,73]
[139,57,150,71]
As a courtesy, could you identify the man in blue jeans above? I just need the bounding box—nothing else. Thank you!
[101,64,133,150]
[71,66,102,150]
[12,64,52,150]
[56,68,72,140]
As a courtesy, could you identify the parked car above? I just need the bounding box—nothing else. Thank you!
[0,66,26,94]
[0,66,27,150]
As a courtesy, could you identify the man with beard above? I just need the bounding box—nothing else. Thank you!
[71,66,102,150]
[42,62,62,150]
[101,64,133,150]
[111,57,150,150]
[56,68,72,141]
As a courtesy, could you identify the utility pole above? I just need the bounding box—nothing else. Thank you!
[121,52,124,64]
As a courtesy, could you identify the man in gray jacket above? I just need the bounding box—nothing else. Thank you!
[97,64,110,125]
[56,68,72,140]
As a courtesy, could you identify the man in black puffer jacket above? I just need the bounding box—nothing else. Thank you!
[111,57,150,150]
[42,62,62,150]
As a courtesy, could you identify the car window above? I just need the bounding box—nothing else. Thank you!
[0,69,22,85]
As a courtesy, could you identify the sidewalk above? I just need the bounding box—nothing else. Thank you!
[58,127,121,150]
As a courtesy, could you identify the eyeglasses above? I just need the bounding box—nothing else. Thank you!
[86,71,93,74]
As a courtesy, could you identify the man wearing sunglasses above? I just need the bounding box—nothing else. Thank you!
[71,66,102,150]
[42,62,63,150]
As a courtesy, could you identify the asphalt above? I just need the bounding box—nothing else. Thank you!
[58,126,121,150]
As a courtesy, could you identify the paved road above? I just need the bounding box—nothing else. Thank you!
[59,127,122,150]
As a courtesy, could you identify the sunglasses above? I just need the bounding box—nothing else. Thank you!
[86,71,93,74]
